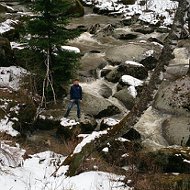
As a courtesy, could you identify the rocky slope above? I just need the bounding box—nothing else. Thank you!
[0,0,190,189]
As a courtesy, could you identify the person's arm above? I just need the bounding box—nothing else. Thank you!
[80,86,82,100]
[70,86,74,100]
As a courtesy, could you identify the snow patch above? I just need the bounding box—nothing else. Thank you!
[0,150,132,190]
[61,45,80,53]
[121,75,143,87]
[74,130,108,154]
[0,141,25,167]
[125,60,144,67]
[10,42,26,50]
[0,66,28,90]
[60,117,79,127]
[0,116,19,136]
[0,19,18,34]
[102,118,120,126]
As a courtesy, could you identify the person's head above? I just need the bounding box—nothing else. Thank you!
[73,79,79,85]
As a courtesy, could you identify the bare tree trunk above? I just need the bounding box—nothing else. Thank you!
[53,1,188,177]
[40,49,57,107]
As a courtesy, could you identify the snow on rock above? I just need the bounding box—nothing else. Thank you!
[61,45,81,53]
[65,171,128,190]
[103,118,120,126]
[74,130,108,154]
[0,141,25,167]
[0,19,19,34]
[128,85,137,98]
[10,42,26,50]
[94,0,125,13]
[0,150,132,190]
[124,0,178,26]
[0,66,28,90]
[60,117,79,127]
[143,49,154,57]
[125,60,144,67]
[121,75,143,98]
[102,147,109,152]
[121,75,143,86]
[0,116,19,136]
[82,0,178,26]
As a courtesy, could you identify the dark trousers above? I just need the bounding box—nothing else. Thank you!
[64,99,81,118]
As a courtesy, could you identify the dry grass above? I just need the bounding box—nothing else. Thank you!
[131,173,190,190]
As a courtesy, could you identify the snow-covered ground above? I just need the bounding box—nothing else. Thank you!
[0,116,19,136]
[0,146,132,190]
[0,19,19,34]
[82,0,178,26]
[0,66,28,90]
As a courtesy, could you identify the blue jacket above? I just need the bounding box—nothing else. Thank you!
[70,84,82,100]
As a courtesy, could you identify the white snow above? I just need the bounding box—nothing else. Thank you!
[125,60,144,67]
[10,42,26,50]
[0,141,25,167]
[128,85,137,98]
[0,116,19,136]
[102,147,109,152]
[60,117,79,127]
[82,0,178,26]
[0,66,28,90]
[102,118,120,126]
[61,45,81,53]
[74,130,108,154]
[121,75,143,87]
[143,49,154,57]
[0,150,132,190]
[0,19,18,34]
[183,159,190,164]
[124,0,178,26]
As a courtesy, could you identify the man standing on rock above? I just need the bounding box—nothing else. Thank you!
[64,79,82,120]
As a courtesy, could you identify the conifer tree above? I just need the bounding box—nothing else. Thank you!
[21,0,81,105]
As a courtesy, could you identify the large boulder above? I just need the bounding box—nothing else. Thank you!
[79,115,97,133]
[164,47,189,80]
[98,84,112,98]
[99,118,119,130]
[82,92,121,118]
[105,42,162,65]
[132,25,155,34]
[56,118,81,140]
[162,116,190,146]
[113,87,135,110]
[154,76,190,116]
[79,53,108,80]
[113,28,139,40]
[105,62,148,82]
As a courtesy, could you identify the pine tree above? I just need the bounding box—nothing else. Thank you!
[20,0,81,105]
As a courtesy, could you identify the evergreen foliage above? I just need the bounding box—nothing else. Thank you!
[17,0,81,102]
